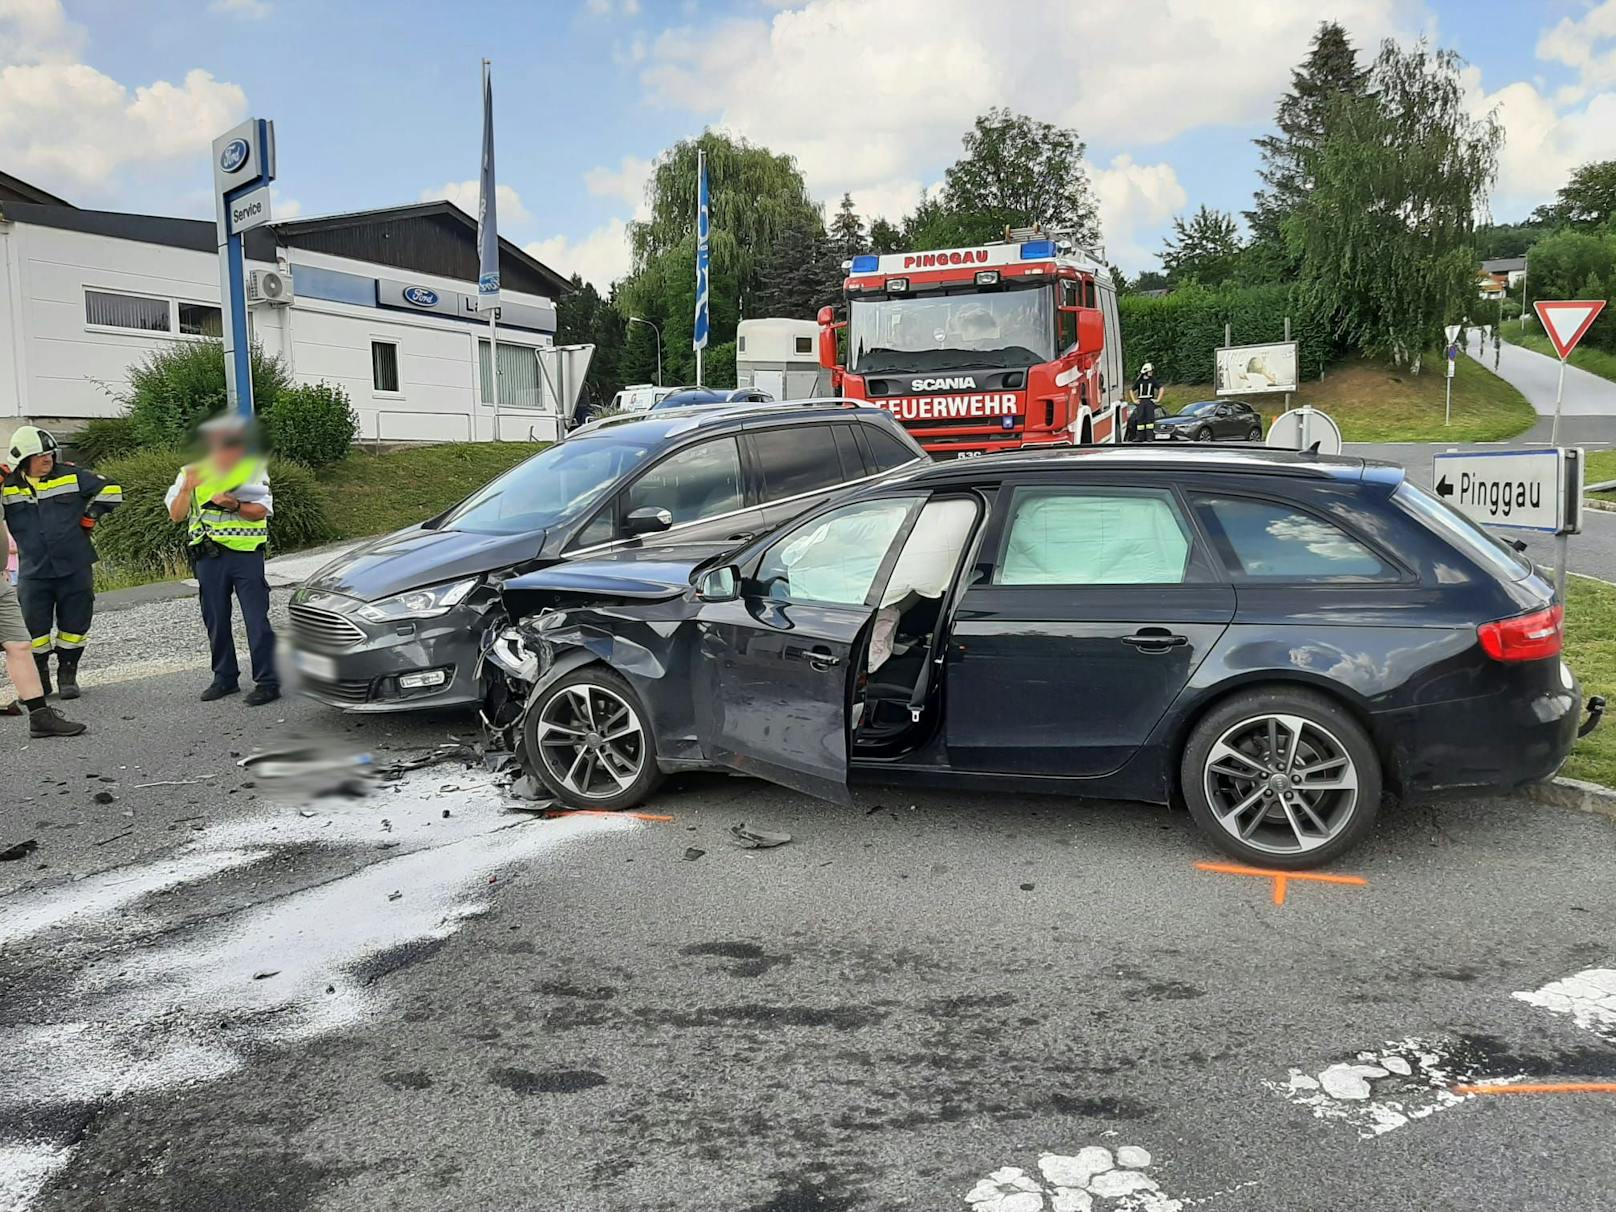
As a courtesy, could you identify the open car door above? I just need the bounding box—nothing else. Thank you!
[696,495,925,802]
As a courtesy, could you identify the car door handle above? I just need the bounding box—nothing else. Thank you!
[788,645,842,670]
[1121,629,1187,651]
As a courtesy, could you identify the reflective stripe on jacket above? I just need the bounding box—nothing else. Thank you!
[187,457,270,551]
[1,461,121,578]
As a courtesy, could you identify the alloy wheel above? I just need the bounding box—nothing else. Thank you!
[1202,713,1359,856]
[533,683,646,799]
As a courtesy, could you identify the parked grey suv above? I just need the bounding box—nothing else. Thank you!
[287,400,926,712]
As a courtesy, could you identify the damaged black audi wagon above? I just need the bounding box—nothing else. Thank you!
[481,446,1596,868]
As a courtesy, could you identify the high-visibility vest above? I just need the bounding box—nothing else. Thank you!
[188,457,269,551]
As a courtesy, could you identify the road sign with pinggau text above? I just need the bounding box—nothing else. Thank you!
[1433,447,1583,536]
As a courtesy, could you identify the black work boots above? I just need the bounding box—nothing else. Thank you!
[56,650,82,700]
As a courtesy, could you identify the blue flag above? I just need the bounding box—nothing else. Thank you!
[476,59,500,306]
[693,149,710,352]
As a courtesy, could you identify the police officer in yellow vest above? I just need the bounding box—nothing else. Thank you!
[164,414,280,705]
[3,426,123,700]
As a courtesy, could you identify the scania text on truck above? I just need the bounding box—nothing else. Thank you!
[815,235,1126,458]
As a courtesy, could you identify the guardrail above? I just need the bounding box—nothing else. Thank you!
[370,409,475,451]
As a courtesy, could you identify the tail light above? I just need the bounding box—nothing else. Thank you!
[1477,604,1563,662]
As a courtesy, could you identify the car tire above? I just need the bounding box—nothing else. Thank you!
[1180,686,1381,869]
[1193,426,1212,443]
[1247,425,1264,441]
[523,665,665,810]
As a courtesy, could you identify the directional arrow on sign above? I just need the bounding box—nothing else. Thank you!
[1534,300,1607,360]
[1436,475,1454,498]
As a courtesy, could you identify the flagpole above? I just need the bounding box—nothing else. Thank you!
[478,57,502,442]
[696,147,705,388]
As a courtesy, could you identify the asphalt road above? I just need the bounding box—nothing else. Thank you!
[3,590,1615,1212]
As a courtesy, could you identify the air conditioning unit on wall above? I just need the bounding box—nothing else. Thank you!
[246,269,293,305]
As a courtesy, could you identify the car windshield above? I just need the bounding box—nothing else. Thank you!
[848,285,1054,374]
[1176,402,1217,416]
[435,434,656,536]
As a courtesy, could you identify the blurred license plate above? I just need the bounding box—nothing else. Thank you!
[295,651,337,680]
[953,450,985,460]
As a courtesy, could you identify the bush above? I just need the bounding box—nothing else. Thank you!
[265,382,359,466]
[92,448,335,575]
[1119,283,1341,385]
[121,340,292,451]
[69,415,142,465]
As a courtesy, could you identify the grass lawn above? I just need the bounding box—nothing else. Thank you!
[1159,355,1535,444]
[1503,320,1616,386]
[1563,574,1616,786]
[315,441,547,540]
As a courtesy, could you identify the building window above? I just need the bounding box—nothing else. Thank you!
[371,341,400,393]
[178,302,223,337]
[478,339,544,409]
[85,290,170,333]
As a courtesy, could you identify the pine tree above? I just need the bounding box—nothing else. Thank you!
[752,215,841,319]
[1161,206,1244,286]
[829,193,867,260]
[868,217,903,254]
[1246,22,1368,277]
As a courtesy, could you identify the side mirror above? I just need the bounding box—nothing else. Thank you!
[623,506,672,537]
[817,305,841,370]
[695,565,740,602]
[1075,309,1104,353]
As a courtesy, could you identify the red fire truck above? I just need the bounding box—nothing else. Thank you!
[816,234,1127,458]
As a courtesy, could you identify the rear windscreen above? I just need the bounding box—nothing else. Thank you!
[1393,481,1532,582]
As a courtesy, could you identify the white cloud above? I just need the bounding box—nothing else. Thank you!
[1091,155,1187,271]
[584,155,654,218]
[641,0,1414,230]
[585,0,639,15]
[270,186,301,220]
[526,219,633,291]
[0,1,249,200]
[1536,0,1616,99]
[418,180,532,227]
[208,0,272,18]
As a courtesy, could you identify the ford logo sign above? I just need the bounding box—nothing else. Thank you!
[219,139,250,174]
[402,286,439,307]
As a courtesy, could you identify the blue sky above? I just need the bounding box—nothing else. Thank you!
[3,0,1612,285]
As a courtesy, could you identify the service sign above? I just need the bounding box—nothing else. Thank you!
[1433,447,1583,535]
[227,183,273,234]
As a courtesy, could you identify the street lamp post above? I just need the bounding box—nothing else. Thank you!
[629,316,663,386]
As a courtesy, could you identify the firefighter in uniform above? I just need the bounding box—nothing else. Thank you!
[164,414,280,705]
[1130,361,1161,443]
[2,426,122,699]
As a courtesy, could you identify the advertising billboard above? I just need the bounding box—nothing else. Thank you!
[1215,341,1298,396]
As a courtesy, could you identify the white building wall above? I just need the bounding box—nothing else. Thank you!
[0,221,561,443]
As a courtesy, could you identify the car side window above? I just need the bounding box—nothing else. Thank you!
[993,486,1194,586]
[831,424,868,479]
[862,424,921,472]
[751,426,845,502]
[753,496,918,606]
[572,505,615,549]
[1191,494,1394,581]
[621,436,744,527]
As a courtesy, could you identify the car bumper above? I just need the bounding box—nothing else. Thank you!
[288,603,485,714]
[1397,661,1585,792]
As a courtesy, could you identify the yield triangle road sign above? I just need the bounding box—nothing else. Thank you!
[1445,324,1462,343]
[1534,299,1607,360]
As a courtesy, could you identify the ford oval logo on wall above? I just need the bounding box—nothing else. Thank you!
[402,286,440,308]
[219,139,250,174]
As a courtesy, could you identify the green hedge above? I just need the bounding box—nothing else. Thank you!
[1119,284,1340,385]
[120,340,293,451]
[69,415,143,464]
[265,382,359,467]
[93,448,334,575]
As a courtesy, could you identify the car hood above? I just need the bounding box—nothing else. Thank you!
[501,541,728,601]
[303,525,547,601]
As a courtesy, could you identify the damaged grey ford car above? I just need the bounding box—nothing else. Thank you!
[481,445,1597,869]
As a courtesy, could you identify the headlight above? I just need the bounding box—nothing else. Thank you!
[357,578,477,623]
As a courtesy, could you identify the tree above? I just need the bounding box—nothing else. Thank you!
[752,214,841,319]
[1245,22,1368,280]
[1289,40,1502,370]
[1161,206,1244,286]
[1519,228,1616,352]
[1130,269,1170,293]
[619,131,823,384]
[868,217,903,254]
[555,274,629,406]
[904,109,1101,248]
[829,193,867,261]
[1532,160,1616,228]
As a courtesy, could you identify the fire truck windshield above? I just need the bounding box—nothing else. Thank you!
[848,286,1054,374]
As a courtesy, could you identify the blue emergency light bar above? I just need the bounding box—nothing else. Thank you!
[1020,239,1056,259]
[849,255,880,273]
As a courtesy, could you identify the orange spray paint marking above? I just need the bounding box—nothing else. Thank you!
[1455,1082,1616,1097]
[1195,861,1366,906]
[540,809,675,823]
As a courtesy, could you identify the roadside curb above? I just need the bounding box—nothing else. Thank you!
[1583,497,1616,513]
[1524,776,1616,822]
